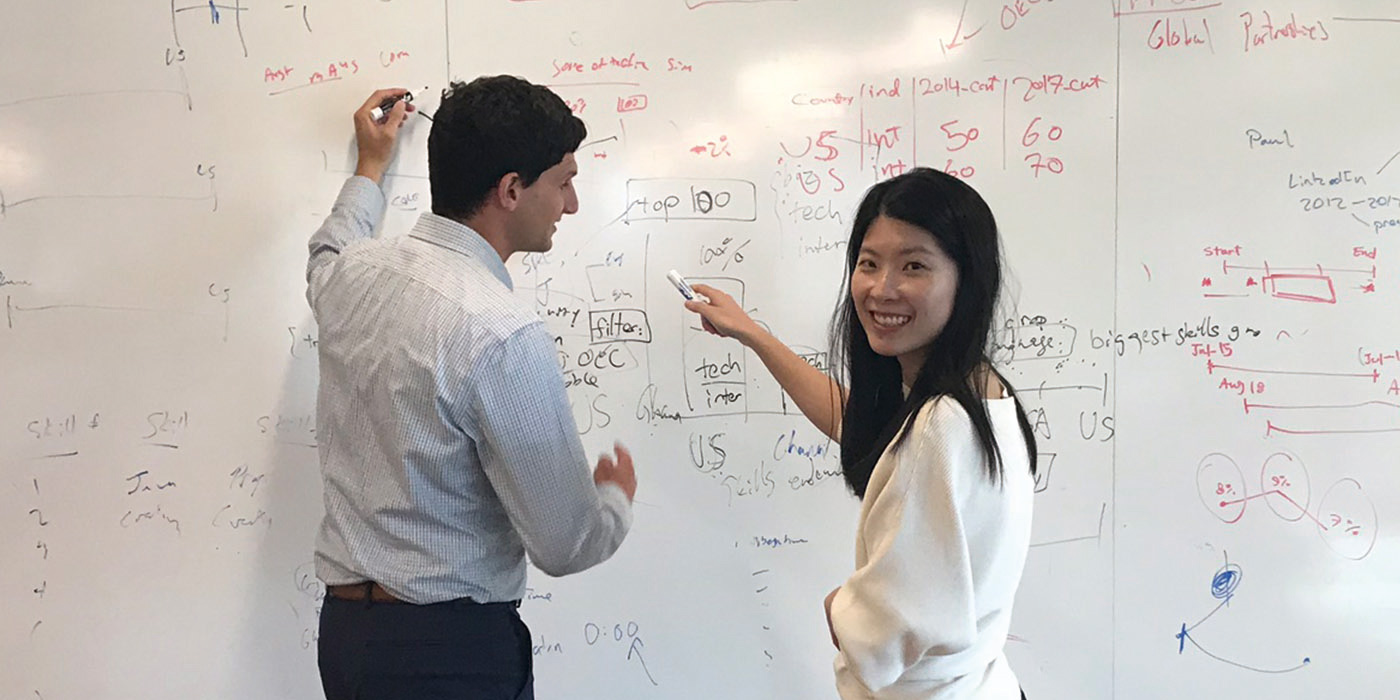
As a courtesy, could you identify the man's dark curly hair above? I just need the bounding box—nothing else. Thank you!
[428,75,586,220]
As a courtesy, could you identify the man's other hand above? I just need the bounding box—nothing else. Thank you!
[593,444,637,502]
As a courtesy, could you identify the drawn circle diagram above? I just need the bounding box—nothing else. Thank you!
[1197,453,1378,561]
[1197,453,1247,523]
[1260,451,1311,522]
[1316,478,1378,560]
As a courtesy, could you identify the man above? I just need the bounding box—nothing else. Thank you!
[307,78,637,700]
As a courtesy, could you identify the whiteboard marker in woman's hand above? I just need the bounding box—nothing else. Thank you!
[667,270,697,301]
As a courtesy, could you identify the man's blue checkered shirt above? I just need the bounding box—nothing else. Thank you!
[307,177,632,604]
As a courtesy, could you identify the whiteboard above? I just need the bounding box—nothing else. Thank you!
[3,1,1398,698]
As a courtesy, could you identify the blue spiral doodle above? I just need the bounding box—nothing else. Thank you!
[1211,563,1242,600]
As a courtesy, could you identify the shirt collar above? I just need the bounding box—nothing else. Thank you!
[407,212,514,290]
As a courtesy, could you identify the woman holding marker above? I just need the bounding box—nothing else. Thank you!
[683,167,1037,699]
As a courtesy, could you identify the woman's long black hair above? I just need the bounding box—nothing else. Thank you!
[831,168,1038,497]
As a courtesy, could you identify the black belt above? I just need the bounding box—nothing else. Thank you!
[325,581,521,608]
[326,581,406,603]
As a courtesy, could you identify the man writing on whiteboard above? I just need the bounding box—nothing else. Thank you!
[306,79,637,700]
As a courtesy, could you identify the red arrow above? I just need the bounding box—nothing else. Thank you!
[941,0,985,54]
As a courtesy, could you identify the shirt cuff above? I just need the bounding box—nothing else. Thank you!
[595,481,635,534]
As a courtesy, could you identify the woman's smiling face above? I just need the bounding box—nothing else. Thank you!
[850,215,960,385]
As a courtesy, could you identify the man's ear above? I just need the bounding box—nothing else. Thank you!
[494,172,523,212]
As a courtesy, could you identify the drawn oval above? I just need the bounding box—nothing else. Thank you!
[1197,453,1246,524]
[1316,478,1378,560]
[1260,451,1311,522]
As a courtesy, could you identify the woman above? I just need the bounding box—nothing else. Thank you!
[685,167,1038,699]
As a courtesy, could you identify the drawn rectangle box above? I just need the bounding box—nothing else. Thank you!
[992,323,1077,362]
[1034,453,1056,493]
[681,278,748,415]
[797,350,830,373]
[588,308,651,344]
[624,178,757,223]
[1263,274,1336,304]
[584,264,632,303]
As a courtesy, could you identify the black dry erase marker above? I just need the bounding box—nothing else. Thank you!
[370,92,413,122]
